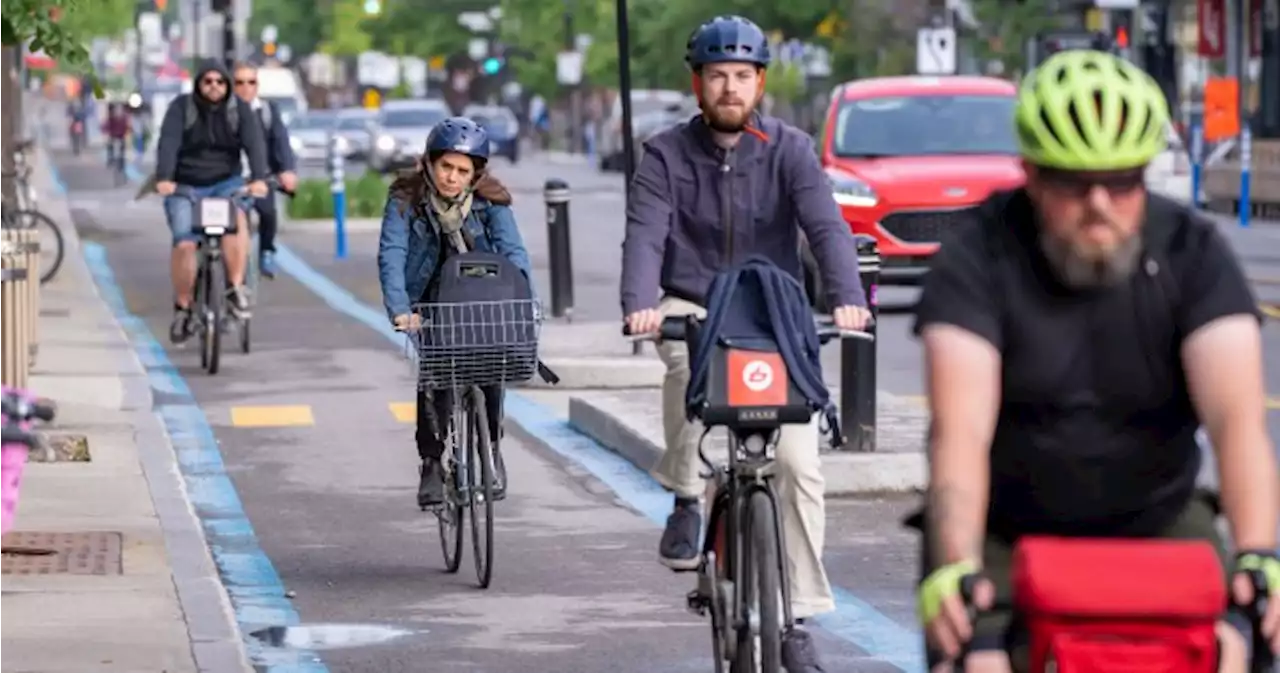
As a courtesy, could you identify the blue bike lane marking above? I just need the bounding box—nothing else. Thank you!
[273,244,927,672]
[83,241,330,673]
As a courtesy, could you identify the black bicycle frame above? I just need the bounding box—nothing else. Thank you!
[700,425,796,631]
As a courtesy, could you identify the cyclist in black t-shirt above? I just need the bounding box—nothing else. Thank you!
[912,49,1280,673]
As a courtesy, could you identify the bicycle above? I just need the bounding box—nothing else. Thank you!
[1,387,56,535]
[2,143,65,286]
[239,180,293,354]
[106,137,128,186]
[627,314,873,673]
[405,296,545,589]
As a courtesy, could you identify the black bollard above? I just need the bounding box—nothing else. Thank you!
[544,178,574,319]
[840,236,880,452]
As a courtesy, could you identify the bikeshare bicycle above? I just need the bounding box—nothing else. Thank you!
[627,315,872,673]
[171,180,288,374]
[2,387,56,535]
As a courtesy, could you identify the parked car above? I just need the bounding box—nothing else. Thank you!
[462,104,520,163]
[333,108,377,162]
[599,89,694,172]
[369,99,450,173]
[287,110,340,165]
[809,75,1024,303]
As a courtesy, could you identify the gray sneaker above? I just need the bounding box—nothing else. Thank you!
[227,286,251,318]
[658,500,702,571]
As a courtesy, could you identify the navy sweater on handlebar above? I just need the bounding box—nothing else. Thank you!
[686,257,841,445]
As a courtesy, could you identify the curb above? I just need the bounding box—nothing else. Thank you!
[515,356,664,389]
[566,395,926,495]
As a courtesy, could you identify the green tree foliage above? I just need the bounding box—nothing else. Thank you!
[2,0,134,79]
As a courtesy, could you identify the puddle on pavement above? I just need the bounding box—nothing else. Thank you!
[248,623,417,651]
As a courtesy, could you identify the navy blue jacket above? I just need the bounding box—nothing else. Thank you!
[620,114,866,315]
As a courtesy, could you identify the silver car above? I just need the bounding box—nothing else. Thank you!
[288,110,341,164]
[369,100,451,173]
[333,108,377,161]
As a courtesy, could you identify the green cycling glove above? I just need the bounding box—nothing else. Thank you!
[918,560,979,625]
[1236,551,1280,597]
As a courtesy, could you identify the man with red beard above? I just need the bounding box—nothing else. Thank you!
[913,50,1279,672]
[620,14,870,673]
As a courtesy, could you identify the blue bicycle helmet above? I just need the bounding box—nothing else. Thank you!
[685,16,771,71]
[425,116,490,162]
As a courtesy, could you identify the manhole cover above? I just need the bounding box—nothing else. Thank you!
[1,531,123,575]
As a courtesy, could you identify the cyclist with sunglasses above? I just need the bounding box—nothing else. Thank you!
[155,60,270,345]
[232,62,298,279]
[913,50,1279,672]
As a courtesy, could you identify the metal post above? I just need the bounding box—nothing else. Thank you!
[615,0,640,354]
[544,178,574,319]
[222,3,236,70]
[1238,0,1253,227]
[1261,0,1280,138]
[328,133,347,259]
[840,236,879,452]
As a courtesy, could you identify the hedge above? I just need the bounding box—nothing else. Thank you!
[286,172,390,220]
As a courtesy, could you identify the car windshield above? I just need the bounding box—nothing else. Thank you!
[291,114,336,131]
[337,115,371,131]
[467,109,515,133]
[382,107,446,128]
[833,94,1018,157]
[267,97,300,124]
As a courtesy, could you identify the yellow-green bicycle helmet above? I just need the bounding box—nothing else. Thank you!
[1014,49,1169,171]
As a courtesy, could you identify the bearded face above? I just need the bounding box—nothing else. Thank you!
[696,62,764,133]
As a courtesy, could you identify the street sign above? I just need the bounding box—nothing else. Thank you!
[277,45,292,63]
[556,51,583,86]
[916,27,956,75]
[261,24,278,44]
[362,87,382,110]
[468,38,487,60]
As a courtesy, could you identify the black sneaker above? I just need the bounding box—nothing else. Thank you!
[417,459,445,510]
[658,499,702,571]
[169,306,193,344]
[227,286,251,319]
[781,627,826,673]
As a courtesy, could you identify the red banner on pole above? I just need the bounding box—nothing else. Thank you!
[1249,0,1263,57]
[1198,0,1226,58]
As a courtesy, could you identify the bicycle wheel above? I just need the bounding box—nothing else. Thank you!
[203,250,225,375]
[11,209,64,285]
[241,232,257,354]
[196,262,209,369]
[467,387,496,589]
[733,490,782,673]
[437,399,465,574]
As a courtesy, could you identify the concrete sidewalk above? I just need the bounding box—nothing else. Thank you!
[1,147,250,672]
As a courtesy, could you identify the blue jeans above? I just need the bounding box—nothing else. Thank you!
[162,176,252,247]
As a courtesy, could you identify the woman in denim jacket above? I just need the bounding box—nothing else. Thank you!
[377,117,533,509]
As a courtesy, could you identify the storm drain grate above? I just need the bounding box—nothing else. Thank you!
[1,531,123,575]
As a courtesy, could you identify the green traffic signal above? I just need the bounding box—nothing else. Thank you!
[482,57,502,75]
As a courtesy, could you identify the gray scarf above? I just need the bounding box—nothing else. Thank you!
[424,168,474,253]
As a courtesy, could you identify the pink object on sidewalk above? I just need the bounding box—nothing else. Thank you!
[1,427,30,535]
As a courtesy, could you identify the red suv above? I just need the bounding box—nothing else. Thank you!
[806,76,1024,295]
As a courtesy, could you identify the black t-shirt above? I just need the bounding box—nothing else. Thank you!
[913,188,1259,537]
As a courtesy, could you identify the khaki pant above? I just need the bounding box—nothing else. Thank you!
[650,296,836,618]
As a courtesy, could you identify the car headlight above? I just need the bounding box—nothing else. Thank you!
[375,135,395,152]
[829,174,878,208]
[289,136,302,151]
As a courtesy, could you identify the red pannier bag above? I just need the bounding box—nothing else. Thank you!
[1013,536,1225,673]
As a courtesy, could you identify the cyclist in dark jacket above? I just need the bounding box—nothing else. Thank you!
[154,60,270,344]
[233,62,298,279]
[619,15,870,673]
[101,102,130,168]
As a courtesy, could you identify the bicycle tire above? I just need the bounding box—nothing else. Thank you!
[733,491,782,673]
[437,400,465,574]
[204,249,225,375]
[467,386,496,589]
[11,209,65,285]
[196,263,209,369]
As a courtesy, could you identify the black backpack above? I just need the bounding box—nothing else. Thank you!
[417,213,539,388]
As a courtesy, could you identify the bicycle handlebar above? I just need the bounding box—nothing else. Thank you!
[171,176,295,200]
[1,392,55,424]
[1,424,35,447]
[622,315,873,344]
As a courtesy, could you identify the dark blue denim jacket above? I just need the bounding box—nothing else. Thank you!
[377,195,534,321]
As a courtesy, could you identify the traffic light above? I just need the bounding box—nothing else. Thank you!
[481,57,503,75]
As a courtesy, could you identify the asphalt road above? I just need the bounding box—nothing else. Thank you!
[57,149,925,672]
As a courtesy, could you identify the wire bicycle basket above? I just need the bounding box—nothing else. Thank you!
[409,299,543,390]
